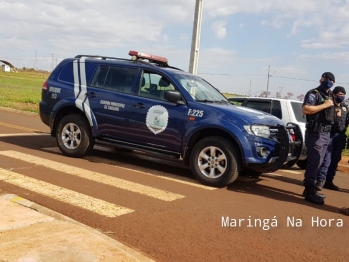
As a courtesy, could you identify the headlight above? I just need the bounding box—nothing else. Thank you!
[244,125,271,138]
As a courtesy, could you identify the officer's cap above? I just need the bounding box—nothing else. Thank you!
[333,86,346,95]
[322,72,335,83]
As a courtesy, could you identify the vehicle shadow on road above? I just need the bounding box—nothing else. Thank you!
[0,134,56,150]
[227,177,343,215]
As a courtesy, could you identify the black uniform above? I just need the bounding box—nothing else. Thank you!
[302,85,335,204]
[317,101,348,186]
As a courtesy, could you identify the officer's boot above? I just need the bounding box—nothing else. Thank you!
[323,178,339,191]
[315,180,325,191]
[302,187,325,205]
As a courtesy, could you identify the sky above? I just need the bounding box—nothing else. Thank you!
[0,0,349,99]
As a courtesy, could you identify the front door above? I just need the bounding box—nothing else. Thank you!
[127,71,187,153]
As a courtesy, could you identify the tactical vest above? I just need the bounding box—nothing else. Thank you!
[332,102,349,133]
[305,89,334,125]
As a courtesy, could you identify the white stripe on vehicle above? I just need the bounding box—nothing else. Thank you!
[73,60,80,100]
[0,167,134,217]
[73,58,93,126]
[0,150,185,201]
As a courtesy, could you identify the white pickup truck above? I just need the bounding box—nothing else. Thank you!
[228,97,307,169]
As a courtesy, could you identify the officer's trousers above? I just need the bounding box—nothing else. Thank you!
[303,131,331,187]
[317,133,346,182]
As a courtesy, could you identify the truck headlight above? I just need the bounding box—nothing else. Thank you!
[244,125,271,138]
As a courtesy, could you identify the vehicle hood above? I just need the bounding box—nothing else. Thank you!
[190,102,285,127]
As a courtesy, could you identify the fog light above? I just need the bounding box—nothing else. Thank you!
[256,146,270,157]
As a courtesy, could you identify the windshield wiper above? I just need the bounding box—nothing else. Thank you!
[214,100,229,104]
[196,99,214,103]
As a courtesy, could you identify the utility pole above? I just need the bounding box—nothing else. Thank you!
[189,0,203,75]
[266,65,270,98]
[248,80,252,96]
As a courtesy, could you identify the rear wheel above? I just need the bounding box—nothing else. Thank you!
[190,136,240,187]
[296,159,307,170]
[56,114,94,157]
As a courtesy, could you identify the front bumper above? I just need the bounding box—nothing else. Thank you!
[243,125,290,173]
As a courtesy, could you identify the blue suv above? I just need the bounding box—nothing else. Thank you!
[39,51,295,187]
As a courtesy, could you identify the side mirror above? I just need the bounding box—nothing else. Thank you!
[164,90,184,104]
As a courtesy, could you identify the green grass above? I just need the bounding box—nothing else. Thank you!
[0,70,49,112]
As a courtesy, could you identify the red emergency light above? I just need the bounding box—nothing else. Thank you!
[128,50,168,65]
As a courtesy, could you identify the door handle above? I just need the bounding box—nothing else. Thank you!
[85,92,96,98]
[132,103,146,108]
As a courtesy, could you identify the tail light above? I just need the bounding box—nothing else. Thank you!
[42,81,48,91]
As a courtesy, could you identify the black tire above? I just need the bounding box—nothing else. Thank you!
[190,136,240,187]
[56,114,94,157]
[282,159,298,169]
[296,159,307,170]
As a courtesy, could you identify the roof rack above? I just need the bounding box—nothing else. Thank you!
[74,55,130,62]
[74,52,183,71]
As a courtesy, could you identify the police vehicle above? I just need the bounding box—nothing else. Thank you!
[39,51,296,187]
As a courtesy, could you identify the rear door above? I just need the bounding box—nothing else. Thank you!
[87,65,139,137]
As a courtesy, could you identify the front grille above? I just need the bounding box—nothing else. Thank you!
[269,125,289,158]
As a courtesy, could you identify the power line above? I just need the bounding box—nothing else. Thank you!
[271,75,349,85]
[199,72,349,85]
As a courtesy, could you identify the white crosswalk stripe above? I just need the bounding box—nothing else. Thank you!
[0,167,133,217]
[43,146,216,190]
[0,150,185,202]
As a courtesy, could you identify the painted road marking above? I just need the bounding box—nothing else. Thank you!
[43,146,216,190]
[0,167,133,217]
[264,173,283,177]
[0,150,185,201]
[0,122,47,133]
[279,169,302,175]
[0,133,49,137]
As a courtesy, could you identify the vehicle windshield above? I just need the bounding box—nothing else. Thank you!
[173,73,227,102]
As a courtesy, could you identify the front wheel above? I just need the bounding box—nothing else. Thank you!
[56,114,94,157]
[190,136,240,187]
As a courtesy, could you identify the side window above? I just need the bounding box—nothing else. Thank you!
[245,101,271,114]
[90,65,138,94]
[90,65,109,88]
[138,71,175,101]
[271,100,282,119]
[58,62,74,83]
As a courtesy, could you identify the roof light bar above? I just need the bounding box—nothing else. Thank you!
[128,50,168,64]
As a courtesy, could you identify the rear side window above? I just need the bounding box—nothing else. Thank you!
[90,65,138,94]
[271,100,282,119]
[291,102,306,123]
[58,62,74,83]
[245,101,271,114]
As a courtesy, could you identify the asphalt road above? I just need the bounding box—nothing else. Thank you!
[0,107,348,262]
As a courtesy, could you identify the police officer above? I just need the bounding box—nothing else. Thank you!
[302,72,335,205]
[316,86,348,190]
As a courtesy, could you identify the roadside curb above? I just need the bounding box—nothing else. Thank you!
[0,192,156,262]
[338,164,349,174]
[0,106,38,116]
